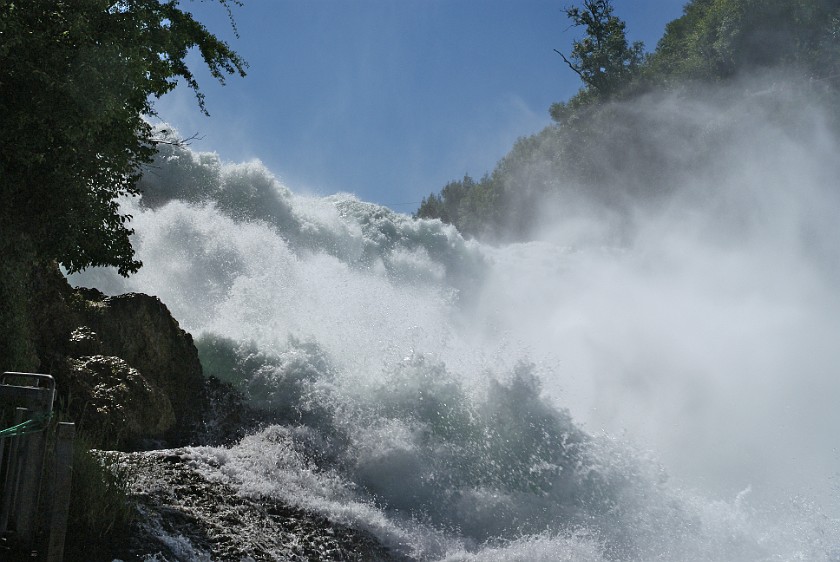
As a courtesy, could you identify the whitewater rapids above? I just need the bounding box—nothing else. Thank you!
[72,85,840,560]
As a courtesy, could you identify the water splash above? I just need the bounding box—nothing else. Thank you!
[71,82,840,559]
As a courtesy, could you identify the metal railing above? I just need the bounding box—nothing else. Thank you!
[0,372,75,562]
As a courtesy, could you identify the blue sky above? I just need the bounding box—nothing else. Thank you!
[155,0,687,210]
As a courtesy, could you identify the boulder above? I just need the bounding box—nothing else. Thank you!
[61,355,175,445]
[69,288,207,444]
[15,262,247,449]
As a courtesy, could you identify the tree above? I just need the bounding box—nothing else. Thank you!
[554,0,644,98]
[649,0,840,84]
[419,0,840,248]
[0,0,247,369]
[0,0,247,276]
[415,175,476,227]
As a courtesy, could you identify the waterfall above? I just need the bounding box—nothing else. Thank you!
[71,81,840,561]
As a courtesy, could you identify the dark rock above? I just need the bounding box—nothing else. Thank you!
[17,261,249,449]
[69,290,207,444]
[67,325,103,357]
[60,355,176,445]
[97,449,408,562]
[193,374,257,446]
[28,261,79,366]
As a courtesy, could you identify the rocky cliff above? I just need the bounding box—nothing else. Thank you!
[1,263,404,561]
[20,262,245,449]
[99,449,404,561]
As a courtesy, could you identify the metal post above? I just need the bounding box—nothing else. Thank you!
[0,408,27,534]
[0,425,6,500]
[0,425,9,535]
[0,373,58,559]
[45,423,75,562]
[16,409,48,545]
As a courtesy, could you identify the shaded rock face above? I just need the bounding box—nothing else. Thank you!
[21,262,245,449]
[67,325,103,357]
[63,355,176,444]
[69,288,208,444]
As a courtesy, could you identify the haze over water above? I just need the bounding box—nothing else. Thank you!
[71,78,840,560]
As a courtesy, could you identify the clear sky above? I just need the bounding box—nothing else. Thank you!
[154,0,688,210]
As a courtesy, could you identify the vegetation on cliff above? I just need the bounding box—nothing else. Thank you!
[415,0,840,240]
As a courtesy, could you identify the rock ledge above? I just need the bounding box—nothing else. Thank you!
[102,449,404,562]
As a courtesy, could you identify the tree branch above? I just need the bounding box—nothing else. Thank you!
[554,48,585,80]
[150,130,205,147]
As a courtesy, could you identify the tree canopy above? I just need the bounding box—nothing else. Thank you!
[555,0,644,99]
[0,0,247,276]
[648,0,840,83]
[415,0,840,240]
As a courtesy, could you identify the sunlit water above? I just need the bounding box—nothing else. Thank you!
[72,85,840,560]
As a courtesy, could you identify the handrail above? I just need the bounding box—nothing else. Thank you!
[1,373,56,392]
[0,372,74,561]
[0,374,55,422]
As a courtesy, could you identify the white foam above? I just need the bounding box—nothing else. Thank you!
[70,79,840,560]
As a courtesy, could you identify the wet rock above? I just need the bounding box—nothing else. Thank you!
[19,261,248,449]
[61,355,176,445]
[67,325,103,357]
[70,289,207,444]
[100,449,407,562]
[194,374,258,446]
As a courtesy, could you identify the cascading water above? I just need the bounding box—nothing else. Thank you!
[70,81,840,560]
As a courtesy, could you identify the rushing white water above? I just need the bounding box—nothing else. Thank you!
[71,82,840,560]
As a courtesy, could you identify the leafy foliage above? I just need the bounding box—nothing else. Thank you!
[556,0,644,99]
[416,175,478,232]
[415,0,840,240]
[64,444,137,560]
[0,0,247,276]
[649,0,840,83]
